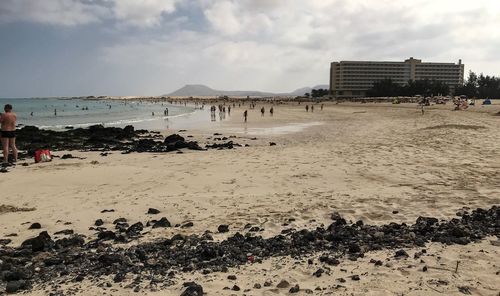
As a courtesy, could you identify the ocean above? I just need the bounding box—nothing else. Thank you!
[0,98,201,131]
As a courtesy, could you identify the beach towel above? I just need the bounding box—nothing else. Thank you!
[35,149,52,163]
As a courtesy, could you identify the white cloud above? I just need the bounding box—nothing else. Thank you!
[111,0,179,27]
[0,0,180,27]
[0,0,109,26]
[1,0,500,96]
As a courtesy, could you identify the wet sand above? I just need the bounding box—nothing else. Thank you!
[1,101,499,295]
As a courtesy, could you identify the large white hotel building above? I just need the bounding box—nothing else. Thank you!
[329,57,465,98]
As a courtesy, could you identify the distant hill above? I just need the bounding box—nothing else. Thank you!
[288,84,329,96]
[167,84,274,97]
[165,84,329,97]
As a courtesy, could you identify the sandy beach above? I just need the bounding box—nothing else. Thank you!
[1,101,499,295]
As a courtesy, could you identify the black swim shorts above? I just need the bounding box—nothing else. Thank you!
[1,131,16,138]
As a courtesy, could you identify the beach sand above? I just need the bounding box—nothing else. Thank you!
[1,102,499,295]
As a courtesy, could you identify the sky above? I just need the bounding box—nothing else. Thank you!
[0,0,499,97]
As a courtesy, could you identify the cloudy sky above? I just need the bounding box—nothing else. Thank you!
[0,0,499,97]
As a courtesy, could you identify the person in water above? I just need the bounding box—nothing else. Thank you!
[0,104,18,164]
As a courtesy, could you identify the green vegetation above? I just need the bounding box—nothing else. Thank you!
[305,89,329,98]
[455,71,500,99]
[367,79,450,97]
[366,71,500,99]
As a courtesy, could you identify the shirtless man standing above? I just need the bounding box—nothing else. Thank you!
[0,104,18,164]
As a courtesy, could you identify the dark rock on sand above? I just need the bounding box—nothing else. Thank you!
[5,280,28,294]
[94,219,104,226]
[28,223,41,230]
[1,206,499,294]
[0,239,12,246]
[319,255,340,266]
[181,222,194,228]
[16,126,208,156]
[54,229,74,235]
[289,284,300,293]
[113,272,126,283]
[227,275,237,280]
[147,208,160,215]
[113,218,127,224]
[54,235,84,249]
[97,231,116,241]
[126,222,144,236]
[276,280,290,288]
[152,217,171,228]
[313,269,324,278]
[98,254,123,266]
[181,282,203,296]
[21,231,53,252]
[395,249,409,258]
[218,225,229,233]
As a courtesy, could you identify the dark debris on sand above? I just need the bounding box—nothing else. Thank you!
[15,125,248,155]
[0,206,498,294]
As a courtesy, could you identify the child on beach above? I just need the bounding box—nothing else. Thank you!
[0,104,18,164]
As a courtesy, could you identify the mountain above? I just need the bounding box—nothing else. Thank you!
[166,84,329,97]
[167,84,274,97]
[288,84,329,96]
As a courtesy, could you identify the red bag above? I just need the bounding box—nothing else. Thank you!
[35,149,52,163]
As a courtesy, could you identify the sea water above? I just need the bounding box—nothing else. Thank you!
[0,98,200,130]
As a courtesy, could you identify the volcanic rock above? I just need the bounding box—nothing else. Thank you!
[97,231,116,241]
[395,249,409,258]
[21,231,53,252]
[28,223,41,230]
[152,217,171,228]
[5,280,27,294]
[218,225,229,233]
[54,229,74,235]
[0,239,12,246]
[181,282,203,296]
[113,218,127,224]
[276,280,290,288]
[147,208,160,215]
[126,222,144,236]
[313,269,324,278]
[289,284,300,293]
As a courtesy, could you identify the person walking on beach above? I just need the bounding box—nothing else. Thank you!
[0,104,18,164]
[270,107,274,116]
[261,107,265,116]
[311,105,314,112]
[305,105,309,112]
[321,104,324,111]
[243,110,248,122]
